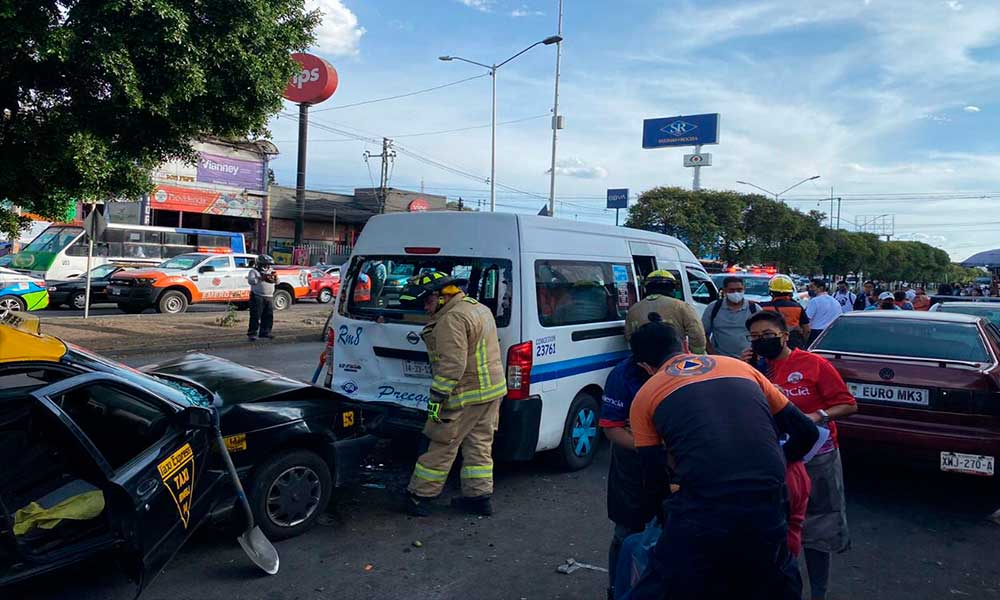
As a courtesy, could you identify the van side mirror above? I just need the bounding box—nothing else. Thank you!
[199,265,215,273]
[180,405,217,430]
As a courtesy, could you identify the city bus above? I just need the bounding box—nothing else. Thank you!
[7,224,246,280]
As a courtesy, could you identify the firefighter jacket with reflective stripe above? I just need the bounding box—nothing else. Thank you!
[421,293,507,410]
[624,294,707,354]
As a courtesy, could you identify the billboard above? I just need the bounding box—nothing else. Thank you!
[642,113,720,149]
[152,185,263,219]
[607,189,629,209]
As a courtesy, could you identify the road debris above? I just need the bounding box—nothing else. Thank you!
[556,558,608,575]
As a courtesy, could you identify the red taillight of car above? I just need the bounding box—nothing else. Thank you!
[405,247,441,255]
[506,341,534,400]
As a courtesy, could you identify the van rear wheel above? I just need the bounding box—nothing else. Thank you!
[556,392,600,471]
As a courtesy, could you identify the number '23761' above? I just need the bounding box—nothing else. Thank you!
[536,343,556,357]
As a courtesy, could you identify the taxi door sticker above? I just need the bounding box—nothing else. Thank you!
[224,433,247,452]
[157,443,195,528]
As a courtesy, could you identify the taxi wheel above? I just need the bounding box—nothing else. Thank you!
[555,392,600,471]
[273,289,293,311]
[249,449,332,540]
[0,295,26,313]
[157,290,188,314]
[318,288,333,304]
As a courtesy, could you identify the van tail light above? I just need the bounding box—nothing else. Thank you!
[405,247,441,255]
[506,341,534,400]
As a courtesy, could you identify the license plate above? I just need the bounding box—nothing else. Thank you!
[403,360,433,378]
[848,382,929,406]
[109,287,121,296]
[940,451,994,476]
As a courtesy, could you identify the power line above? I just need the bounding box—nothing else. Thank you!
[311,74,489,113]
[274,113,550,143]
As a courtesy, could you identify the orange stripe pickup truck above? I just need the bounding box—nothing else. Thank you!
[106,252,310,314]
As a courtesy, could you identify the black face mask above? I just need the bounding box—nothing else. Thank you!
[751,336,785,360]
[807,289,817,298]
[881,300,895,309]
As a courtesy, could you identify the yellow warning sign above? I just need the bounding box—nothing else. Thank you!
[157,443,195,528]
[342,411,355,428]
[224,433,247,453]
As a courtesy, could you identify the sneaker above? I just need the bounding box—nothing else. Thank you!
[403,493,431,517]
[247,335,258,341]
[450,495,493,516]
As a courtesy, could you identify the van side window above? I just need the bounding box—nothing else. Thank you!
[686,268,718,305]
[535,260,636,327]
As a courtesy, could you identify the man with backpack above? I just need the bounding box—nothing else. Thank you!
[832,281,856,313]
[702,276,760,358]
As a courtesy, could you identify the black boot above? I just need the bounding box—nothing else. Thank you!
[450,495,493,516]
[402,492,431,517]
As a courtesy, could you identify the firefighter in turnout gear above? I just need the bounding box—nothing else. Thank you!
[625,270,707,354]
[400,271,507,517]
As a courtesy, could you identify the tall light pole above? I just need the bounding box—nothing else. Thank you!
[440,34,562,212]
[736,175,820,201]
[547,0,565,217]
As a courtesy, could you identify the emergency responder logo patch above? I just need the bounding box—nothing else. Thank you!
[666,355,716,377]
[157,443,195,528]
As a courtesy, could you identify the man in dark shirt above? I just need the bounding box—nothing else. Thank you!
[626,320,817,600]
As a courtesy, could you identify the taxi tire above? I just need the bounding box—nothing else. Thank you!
[249,449,332,540]
[555,392,601,471]
[70,291,88,310]
[318,288,333,304]
[157,290,188,314]
[0,294,26,313]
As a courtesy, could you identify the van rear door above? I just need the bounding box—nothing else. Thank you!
[331,254,514,416]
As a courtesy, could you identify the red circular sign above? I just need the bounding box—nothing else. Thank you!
[283,53,339,105]
[408,199,430,212]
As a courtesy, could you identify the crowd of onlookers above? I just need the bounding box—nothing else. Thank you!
[826,275,1000,314]
[935,277,1000,298]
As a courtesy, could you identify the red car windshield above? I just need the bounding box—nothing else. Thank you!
[814,317,991,363]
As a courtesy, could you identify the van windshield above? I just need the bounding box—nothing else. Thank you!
[343,255,513,327]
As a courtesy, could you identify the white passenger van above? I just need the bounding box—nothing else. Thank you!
[328,212,717,469]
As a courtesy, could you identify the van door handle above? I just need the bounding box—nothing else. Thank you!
[137,479,159,499]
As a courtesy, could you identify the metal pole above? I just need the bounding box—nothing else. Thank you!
[547,0,564,217]
[490,67,497,212]
[83,203,95,319]
[692,144,702,191]
[836,197,842,230]
[294,102,309,245]
[615,208,620,227]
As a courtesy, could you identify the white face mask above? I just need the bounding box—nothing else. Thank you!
[726,292,744,304]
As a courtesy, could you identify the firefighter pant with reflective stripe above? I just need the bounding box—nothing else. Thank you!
[408,399,501,499]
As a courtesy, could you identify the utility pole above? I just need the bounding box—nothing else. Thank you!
[546,0,565,217]
[294,102,309,245]
[457,197,464,211]
[363,138,395,214]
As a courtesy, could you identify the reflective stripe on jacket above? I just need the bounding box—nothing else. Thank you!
[422,292,507,410]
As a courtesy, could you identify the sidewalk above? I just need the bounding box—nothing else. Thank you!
[39,305,330,357]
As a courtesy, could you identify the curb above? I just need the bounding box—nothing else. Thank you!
[100,331,322,359]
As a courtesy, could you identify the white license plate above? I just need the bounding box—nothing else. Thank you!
[940,452,995,476]
[403,360,433,378]
[109,287,122,296]
[848,382,929,406]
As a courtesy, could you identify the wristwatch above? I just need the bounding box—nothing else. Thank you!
[817,409,831,425]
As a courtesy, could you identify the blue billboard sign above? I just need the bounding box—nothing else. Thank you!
[607,188,629,209]
[642,113,720,149]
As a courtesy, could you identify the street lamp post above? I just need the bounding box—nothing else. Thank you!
[440,34,562,212]
[736,175,821,201]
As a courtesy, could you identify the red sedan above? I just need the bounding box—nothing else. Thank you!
[305,267,340,303]
[811,310,999,478]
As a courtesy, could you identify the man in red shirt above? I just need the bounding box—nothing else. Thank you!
[744,310,857,600]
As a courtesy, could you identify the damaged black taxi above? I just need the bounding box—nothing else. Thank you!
[0,313,372,592]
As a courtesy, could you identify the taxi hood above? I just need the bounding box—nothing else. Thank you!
[141,353,314,406]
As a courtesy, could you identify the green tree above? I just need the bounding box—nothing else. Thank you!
[625,187,746,260]
[0,0,318,239]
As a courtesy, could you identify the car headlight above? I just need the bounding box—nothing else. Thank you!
[135,278,157,286]
[48,286,58,291]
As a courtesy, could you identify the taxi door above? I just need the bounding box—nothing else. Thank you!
[29,372,222,593]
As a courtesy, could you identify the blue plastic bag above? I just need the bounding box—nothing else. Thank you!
[614,518,661,600]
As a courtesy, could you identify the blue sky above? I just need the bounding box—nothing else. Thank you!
[268,0,1000,261]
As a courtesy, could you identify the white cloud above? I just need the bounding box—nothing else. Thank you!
[963,105,981,112]
[510,6,544,17]
[947,0,963,11]
[457,0,495,12]
[552,158,608,179]
[306,0,365,57]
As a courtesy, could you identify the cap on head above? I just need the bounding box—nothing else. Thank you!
[878,291,894,301]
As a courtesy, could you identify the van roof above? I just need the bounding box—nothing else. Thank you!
[353,212,700,263]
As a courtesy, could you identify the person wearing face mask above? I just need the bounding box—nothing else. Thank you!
[832,281,856,313]
[865,291,901,310]
[701,276,761,358]
[743,311,857,600]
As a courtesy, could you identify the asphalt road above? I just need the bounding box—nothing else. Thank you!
[39,300,329,318]
[9,343,1000,599]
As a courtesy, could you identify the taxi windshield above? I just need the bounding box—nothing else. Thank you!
[742,277,773,297]
[65,345,212,406]
[159,254,204,270]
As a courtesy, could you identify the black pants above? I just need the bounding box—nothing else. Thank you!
[628,493,802,600]
[248,293,273,337]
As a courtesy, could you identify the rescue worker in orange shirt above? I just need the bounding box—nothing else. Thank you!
[761,275,811,349]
